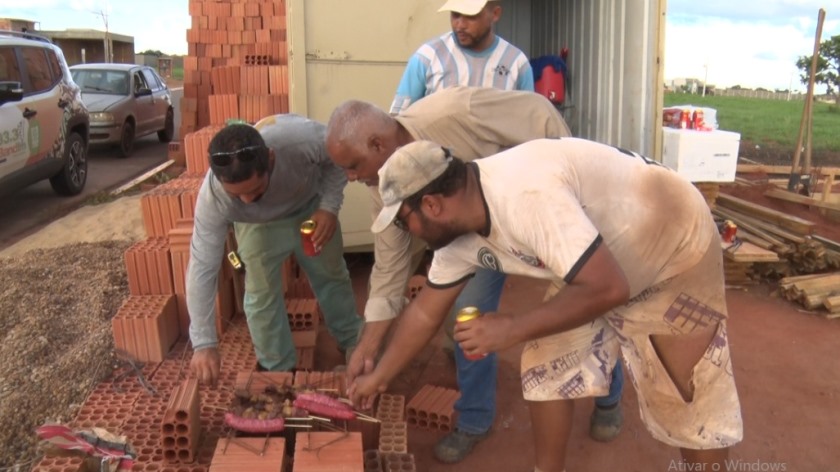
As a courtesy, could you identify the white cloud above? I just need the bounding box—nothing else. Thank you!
[665,16,839,92]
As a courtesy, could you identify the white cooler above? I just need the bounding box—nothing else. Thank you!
[661,128,741,182]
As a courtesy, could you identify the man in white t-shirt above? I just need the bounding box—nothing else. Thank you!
[349,139,743,472]
[327,86,605,463]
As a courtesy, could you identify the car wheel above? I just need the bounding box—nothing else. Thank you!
[49,132,87,196]
[158,108,174,143]
[119,120,135,157]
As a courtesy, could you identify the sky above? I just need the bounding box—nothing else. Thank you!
[665,0,838,93]
[1,0,838,93]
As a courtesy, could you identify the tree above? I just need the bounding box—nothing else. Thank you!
[796,34,840,104]
[138,49,164,57]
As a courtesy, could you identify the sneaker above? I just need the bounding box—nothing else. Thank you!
[434,429,489,463]
[589,403,623,442]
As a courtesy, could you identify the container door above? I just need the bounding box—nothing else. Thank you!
[287,0,448,251]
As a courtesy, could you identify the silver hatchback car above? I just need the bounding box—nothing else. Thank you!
[69,63,173,157]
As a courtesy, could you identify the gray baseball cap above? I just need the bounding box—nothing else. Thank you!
[371,141,452,233]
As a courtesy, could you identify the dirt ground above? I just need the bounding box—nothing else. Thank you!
[0,242,131,469]
[0,143,838,470]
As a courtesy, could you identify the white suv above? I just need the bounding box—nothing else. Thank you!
[0,30,89,197]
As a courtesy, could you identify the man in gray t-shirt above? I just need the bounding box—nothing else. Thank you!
[188,117,361,386]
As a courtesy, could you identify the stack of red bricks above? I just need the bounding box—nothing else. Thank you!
[182,0,290,137]
[114,125,243,366]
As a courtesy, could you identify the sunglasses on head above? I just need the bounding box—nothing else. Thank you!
[209,145,266,167]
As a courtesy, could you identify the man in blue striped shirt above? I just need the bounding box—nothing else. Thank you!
[389,0,534,115]
[386,0,624,463]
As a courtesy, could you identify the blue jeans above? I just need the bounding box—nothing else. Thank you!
[450,268,505,434]
[451,269,624,433]
[234,200,362,371]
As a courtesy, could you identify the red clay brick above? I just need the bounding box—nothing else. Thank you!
[209,437,286,471]
[294,432,363,472]
[161,378,201,463]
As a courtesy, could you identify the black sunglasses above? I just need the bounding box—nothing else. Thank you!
[393,205,416,231]
[209,145,266,167]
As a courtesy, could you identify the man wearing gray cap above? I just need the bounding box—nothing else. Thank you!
[350,139,743,472]
[389,0,534,115]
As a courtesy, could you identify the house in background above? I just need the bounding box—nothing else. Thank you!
[135,53,174,78]
[39,28,134,66]
[2,18,134,65]
[0,18,36,33]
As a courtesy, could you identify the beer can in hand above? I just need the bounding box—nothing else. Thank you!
[300,220,320,256]
[456,306,487,361]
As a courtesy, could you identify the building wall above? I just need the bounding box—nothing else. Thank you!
[53,38,133,65]
[0,18,36,32]
[56,39,105,65]
[135,54,158,67]
[113,42,133,63]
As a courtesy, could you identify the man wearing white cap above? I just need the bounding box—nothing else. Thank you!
[326,86,584,463]
[349,139,743,472]
[389,0,534,115]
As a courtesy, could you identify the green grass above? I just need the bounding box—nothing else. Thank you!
[664,92,840,152]
[171,67,184,80]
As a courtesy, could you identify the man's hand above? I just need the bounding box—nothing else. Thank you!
[346,320,391,386]
[190,347,221,387]
[453,312,517,358]
[349,372,388,411]
[308,209,338,250]
[347,348,376,386]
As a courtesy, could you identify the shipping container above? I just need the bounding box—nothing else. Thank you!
[286,0,666,251]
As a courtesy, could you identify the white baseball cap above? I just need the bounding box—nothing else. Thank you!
[438,0,490,15]
[371,141,453,234]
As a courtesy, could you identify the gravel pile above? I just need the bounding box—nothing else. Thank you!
[0,241,132,469]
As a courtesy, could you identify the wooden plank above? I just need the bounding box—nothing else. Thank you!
[819,171,836,217]
[735,228,777,250]
[790,274,840,292]
[825,295,840,313]
[737,164,840,175]
[779,272,834,288]
[713,206,805,244]
[110,160,176,196]
[721,240,780,262]
[764,188,840,212]
[812,235,840,252]
[717,193,815,235]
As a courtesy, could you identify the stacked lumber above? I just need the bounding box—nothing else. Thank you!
[694,182,720,210]
[713,193,840,278]
[778,273,840,316]
[723,260,758,286]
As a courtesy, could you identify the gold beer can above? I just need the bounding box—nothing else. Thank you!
[456,306,481,323]
[456,306,484,360]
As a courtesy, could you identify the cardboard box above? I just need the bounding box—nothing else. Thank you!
[662,128,740,182]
